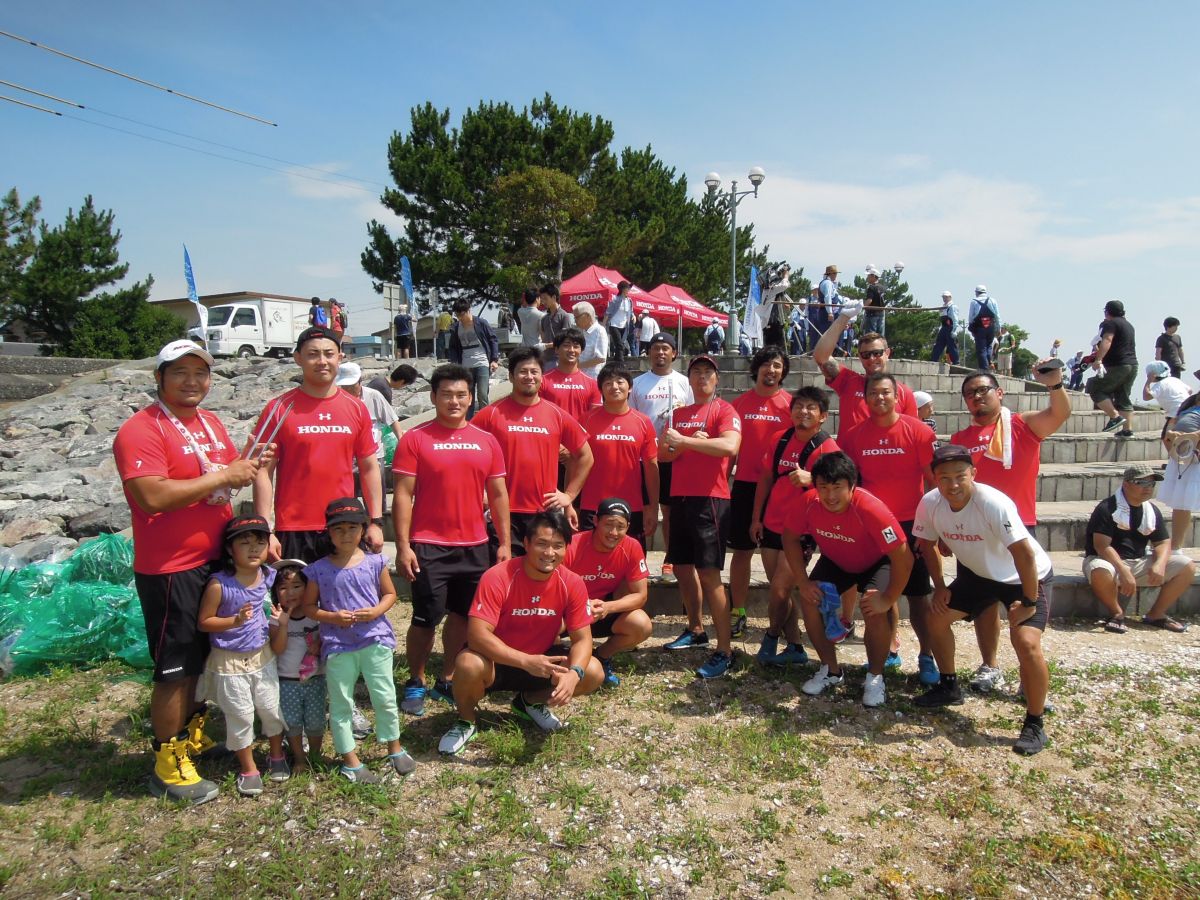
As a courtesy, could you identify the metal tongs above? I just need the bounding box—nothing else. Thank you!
[231,400,294,496]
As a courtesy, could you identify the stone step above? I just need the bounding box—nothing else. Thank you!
[1038,431,1163,464]
[1036,462,1171,503]
[1031,503,1200,552]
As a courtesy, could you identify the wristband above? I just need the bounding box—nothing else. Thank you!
[1049,382,1064,391]
[1019,596,1038,608]
[569,665,585,682]
[370,517,385,527]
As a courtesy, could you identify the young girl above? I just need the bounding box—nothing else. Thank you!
[197,515,289,796]
[300,497,416,783]
[271,560,325,772]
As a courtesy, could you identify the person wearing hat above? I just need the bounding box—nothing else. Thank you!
[1142,361,1191,428]
[113,339,265,804]
[912,390,936,432]
[562,497,654,686]
[337,362,402,490]
[911,445,1056,755]
[863,266,886,336]
[658,354,743,678]
[252,326,385,566]
[930,291,959,365]
[1089,300,1139,436]
[1082,463,1195,634]
[704,316,725,354]
[637,311,660,357]
[1155,317,1185,379]
[995,326,1017,376]
[967,286,1000,370]
[329,298,346,336]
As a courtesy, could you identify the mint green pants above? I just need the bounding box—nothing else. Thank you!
[325,643,400,755]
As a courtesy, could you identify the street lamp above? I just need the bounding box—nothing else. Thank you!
[705,166,766,353]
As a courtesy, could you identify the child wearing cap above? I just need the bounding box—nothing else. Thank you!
[197,515,290,796]
[913,391,936,433]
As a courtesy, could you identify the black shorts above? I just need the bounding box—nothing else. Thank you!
[948,563,1053,632]
[278,530,328,564]
[727,480,782,551]
[577,509,646,547]
[410,542,491,628]
[809,555,891,596]
[657,461,674,507]
[397,335,412,351]
[488,510,540,560]
[486,644,569,694]
[135,562,214,683]
[900,521,932,596]
[666,496,730,570]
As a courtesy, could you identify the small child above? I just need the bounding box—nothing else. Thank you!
[197,515,289,796]
[300,497,416,783]
[271,559,326,772]
[913,390,937,433]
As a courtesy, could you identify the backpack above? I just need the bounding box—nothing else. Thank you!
[310,306,328,327]
[971,298,996,331]
[771,428,833,483]
[338,309,349,329]
[706,325,724,353]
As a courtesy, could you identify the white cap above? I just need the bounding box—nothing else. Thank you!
[913,391,934,408]
[335,362,363,386]
[941,291,952,298]
[865,265,880,277]
[156,339,214,368]
[975,284,988,294]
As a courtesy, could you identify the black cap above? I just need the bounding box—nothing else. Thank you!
[595,497,632,523]
[687,353,720,373]
[931,444,974,470]
[225,514,271,540]
[648,332,677,350]
[324,496,368,526]
[295,326,341,351]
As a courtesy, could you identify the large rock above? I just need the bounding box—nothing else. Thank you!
[2,534,79,565]
[0,518,62,546]
[68,505,131,538]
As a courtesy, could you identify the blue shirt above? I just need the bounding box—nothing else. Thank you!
[968,294,999,328]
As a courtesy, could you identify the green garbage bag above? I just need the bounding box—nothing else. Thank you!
[60,533,135,586]
[382,429,399,468]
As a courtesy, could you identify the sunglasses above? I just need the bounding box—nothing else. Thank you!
[1128,478,1158,487]
[859,349,887,360]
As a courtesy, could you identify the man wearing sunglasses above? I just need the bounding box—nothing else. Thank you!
[813,314,918,437]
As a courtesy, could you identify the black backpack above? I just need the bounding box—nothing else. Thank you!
[770,428,832,483]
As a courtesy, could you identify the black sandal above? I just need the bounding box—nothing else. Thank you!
[1142,616,1189,633]
[1103,616,1128,634]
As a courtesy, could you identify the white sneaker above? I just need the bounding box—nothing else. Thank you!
[969,664,1006,693]
[862,673,887,708]
[438,719,478,755]
[513,693,564,732]
[802,665,844,696]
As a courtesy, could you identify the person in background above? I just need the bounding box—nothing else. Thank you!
[996,327,1017,376]
[517,288,545,348]
[435,308,453,360]
[931,291,959,364]
[366,363,418,407]
[536,283,574,370]
[603,281,633,363]
[337,362,402,509]
[393,308,413,359]
[637,312,660,357]
[968,286,999,370]
[806,285,829,355]
[1156,317,1186,379]
[863,266,886,336]
[1049,338,1062,359]
[573,301,609,379]
[309,297,329,328]
[913,390,937,432]
[1068,351,1087,391]
[705,317,725,354]
[329,298,346,338]
[1143,361,1191,428]
[1089,300,1138,438]
[447,299,500,419]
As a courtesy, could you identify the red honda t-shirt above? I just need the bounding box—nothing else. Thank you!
[579,407,657,512]
[952,413,1042,525]
[563,531,649,599]
[669,399,742,499]
[114,405,238,575]
[539,368,601,423]
[473,397,588,514]
[731,389,792,484]
[761,432,840,534]
[470,558,593,654]
[839,415,937,521]
[393,421,506,546]
[826,367,918,435]
[785,488,906,573]
[253,388,376,531]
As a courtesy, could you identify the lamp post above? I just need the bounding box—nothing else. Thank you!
[705,167,765,353]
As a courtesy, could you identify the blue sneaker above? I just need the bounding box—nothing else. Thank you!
[696,651,733,679]
[400,679,426,716]
[884,650,903,672]
[770,643,810,666]
[756,633,781,664]
[600,657,620,687]
[664,628,709,651]
[917,653,940,686]
[429,679,454,704]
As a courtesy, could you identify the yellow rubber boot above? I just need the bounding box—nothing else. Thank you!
[149,735,219,805]
[185,705,228,760]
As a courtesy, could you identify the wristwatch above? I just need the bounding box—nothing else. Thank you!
[1018,596,1038,608]
[569,664,586,682]
[370,517,385,527]
[1049,383,1065,391]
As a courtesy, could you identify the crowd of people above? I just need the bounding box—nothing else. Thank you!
[113,287,1198,803]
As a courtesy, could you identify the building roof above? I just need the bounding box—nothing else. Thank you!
[151,290,314,305]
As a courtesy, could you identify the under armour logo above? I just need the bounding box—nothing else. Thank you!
[531,595,541,604]
[596,564,603,572]
[318,413,332,421]
[522,416,534,423]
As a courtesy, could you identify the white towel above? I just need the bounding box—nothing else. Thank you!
[1113,488,1157,535]
[983,406,1014,470]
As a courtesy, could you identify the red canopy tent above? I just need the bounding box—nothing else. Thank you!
[560,265,727,329]
[648,284,728,329]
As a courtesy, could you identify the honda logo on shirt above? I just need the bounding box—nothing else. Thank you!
[318,413,333,421]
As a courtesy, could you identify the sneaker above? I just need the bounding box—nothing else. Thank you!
[731,610,748,639]
[351,707,373,740]
[695,650,734,679]
[267,756,291,783]
[600,656,620,687]
[917,653,940,686]
[915,680,965,708]
[658,563,676,584]
[862,673,887,708]
[512,693,565,732]
[429,679,455,704]
[339,765,380,784]
[388,749,416,776]
[664,628,708,651]
[969,664,1006,693]
[756,633,781,664]
[1116,429,1134,439]
[148,735,219,805]
[438,719,479,755]
[1101,416,1127,434]
[802,665,844,696]
[885,651,903,672]
[1013,721,1048,756]
[768,643,810,666]
[236,772,264,796]
[400,679,427,716]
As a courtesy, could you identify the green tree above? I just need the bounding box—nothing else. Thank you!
[63,278,181,358]
[492,165,596,291]
[841,270,937,360]
[0,188,41,321]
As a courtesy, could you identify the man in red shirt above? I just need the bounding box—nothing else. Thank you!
[839,372,939,685]
[813,313,918,436]
[781,452,913,708]
[437,511,604,755]
[539,328,601,422]
[474,346,594,555]
[579,363,659,545]
[253,326,383,564]
[753,386,839,666]
[659,354,743,679]
[563,498,653,686]
[728,347,793,639]
[114,340,263,804]
[393,364,512,717]
[951,364,1071,692]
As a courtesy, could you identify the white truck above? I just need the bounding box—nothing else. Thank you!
[188,297,313,358]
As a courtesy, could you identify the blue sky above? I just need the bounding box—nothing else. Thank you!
[4,1,1199,381]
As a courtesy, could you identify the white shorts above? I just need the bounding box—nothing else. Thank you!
[1082,553,1194,584]
[203,651,286,751]
[1156,456,1200,512]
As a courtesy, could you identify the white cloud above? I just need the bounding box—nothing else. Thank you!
[358,200,406,234]
[284,163,373,200]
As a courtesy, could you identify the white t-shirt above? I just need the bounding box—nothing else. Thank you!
[630,369,694,438]
[359,385,398,459]
[912,482,1052,584]
[1149,378,1192,417]
[639,317,660,342]
[607,295,633,330]
[580,322,609,379]
[276,614,323,679]
[518,306,545,347]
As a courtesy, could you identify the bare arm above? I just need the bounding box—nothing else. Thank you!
[125,458,259,515]
[661,427,742,459]
[813,315,849,372]
[467,616,569,676]
[561,443,595,502]
[1024,360,1072,439]
[642,459,660,540]
[594,578,648,618]
[392,474,418,579]
[197,579,251,633]
[485,476,512,564]
[1094,333,1114,364]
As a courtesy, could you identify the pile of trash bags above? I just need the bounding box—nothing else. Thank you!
[0,533,151,677]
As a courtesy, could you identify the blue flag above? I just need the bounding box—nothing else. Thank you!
[400,256,414,306]
[743,265,763,343]
[183,244,208,334]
